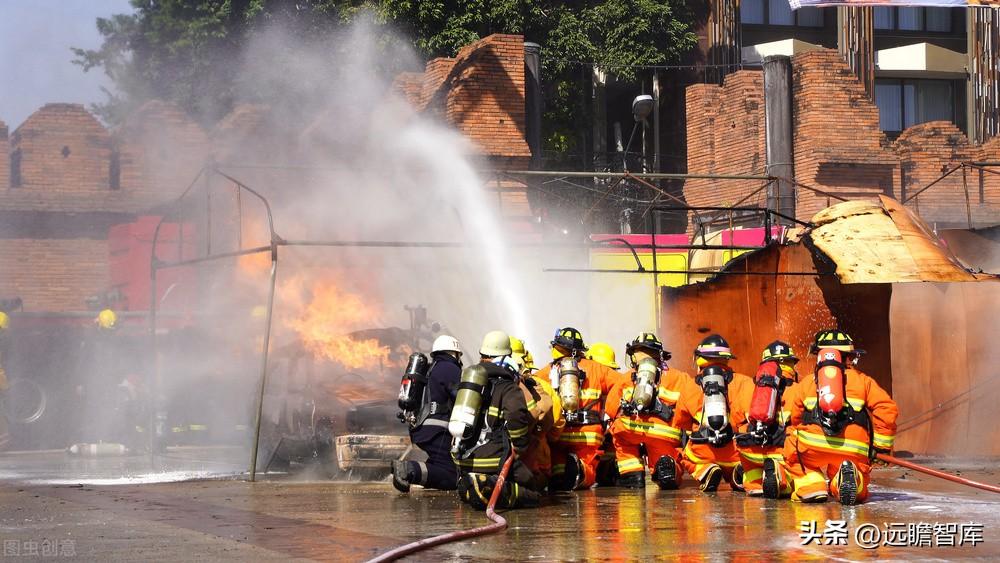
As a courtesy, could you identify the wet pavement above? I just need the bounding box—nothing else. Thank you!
[1,449,999,561]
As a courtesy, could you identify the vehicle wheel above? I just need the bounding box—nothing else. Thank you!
[6,378,47,424]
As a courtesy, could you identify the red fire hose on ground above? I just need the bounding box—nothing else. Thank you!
[367,454,515,563]
[877,453,1000,494]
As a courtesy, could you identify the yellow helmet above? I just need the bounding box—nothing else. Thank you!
[96,308,118,330]
[586,342,619,369]
[522,351,536,371]
[509,336,535,371]
[0,311,8,331]
[251,305,267,319]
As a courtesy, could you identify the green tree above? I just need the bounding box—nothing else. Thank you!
[76,0,697,155]
[73,0,372,124]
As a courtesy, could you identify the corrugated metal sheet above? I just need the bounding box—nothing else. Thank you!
[809,195,990,283]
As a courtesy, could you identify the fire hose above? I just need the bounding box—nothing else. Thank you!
[367,453,515,563]
[877,453,1000,495]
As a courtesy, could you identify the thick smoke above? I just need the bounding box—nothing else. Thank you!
[5,17,655,483]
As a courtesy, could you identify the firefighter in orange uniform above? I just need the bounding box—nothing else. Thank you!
[510,336,564,489]
[734,340,801,497]
[587,342,623,486]
[674,334,753,492]
[536,327,625,490]
[606,333,689,489]
[766,330,898,505]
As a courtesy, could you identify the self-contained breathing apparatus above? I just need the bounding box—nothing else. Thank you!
[448,364,492,454]
[556,356,602,425]
[736,360,789,447]
[802,348,870,437]
[688,365,734,446]
[397,352,430,426]
[619,357,674,422]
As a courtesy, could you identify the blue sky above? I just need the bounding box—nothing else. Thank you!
[0,0,134,128]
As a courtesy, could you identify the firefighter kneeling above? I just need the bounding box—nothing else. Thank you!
[536,327,625,491]
[392,335,464,493]
[606,333,688,489]
[734,340,800,497]
[675,335,753,492]
[450,331,540,509]
[767,330,898,505]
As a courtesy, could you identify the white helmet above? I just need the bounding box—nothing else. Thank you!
[480,330,512,357]
[432,334,462,355]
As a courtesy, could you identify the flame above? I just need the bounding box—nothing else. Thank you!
[281,272,390,371]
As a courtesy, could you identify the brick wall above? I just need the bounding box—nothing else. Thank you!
[791,50,897,220]
[444,34,531,160]
[7,103,112,197]
[684,48,1000,229]
[389,33,533,231]
[684,71,766,214]
[115,100,211,207]
[0,238,109,311]
[893,122,1000,227]
[212,103,269,164]
[0,120,7,191]
[391,34,531,161]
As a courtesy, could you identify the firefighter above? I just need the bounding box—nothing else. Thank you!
[767,330,898,505]
[674,334,753,492]
[97,308,118,330]
[510,336,564,489]
[0,312,10,450]
[392,334,463,492]
[606,333,690,489]
[535,327,626,490]
[452,330,539,509]
[585,341,621,486]
[586,342,619,370]
[734,340,800,497]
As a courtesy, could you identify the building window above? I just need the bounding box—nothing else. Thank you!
[9,148,21,188]
[874,7,953,33]
[875,78,956,133]
[741,0,824,27]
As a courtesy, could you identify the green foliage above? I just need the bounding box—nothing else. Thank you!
[76,0,697,152]
[74,0,373,124]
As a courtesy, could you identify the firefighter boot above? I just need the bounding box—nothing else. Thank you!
[762,458,780,499]
[498,482,541,509]
[391,460,411,493]
[652,456,679,490]
[458,473,493,510]
[551,453,583,492]
[617,471,646,489]
[699,464,724,492]
[731,464,746,493]
[834,460,862,506]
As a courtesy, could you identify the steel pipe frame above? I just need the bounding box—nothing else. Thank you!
[149,163,280,481]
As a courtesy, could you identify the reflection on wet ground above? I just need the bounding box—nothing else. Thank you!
[1,449,998,561]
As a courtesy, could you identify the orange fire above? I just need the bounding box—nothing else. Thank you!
[280,272,390,371]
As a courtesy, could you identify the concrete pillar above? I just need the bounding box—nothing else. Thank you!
[763,55,795,224]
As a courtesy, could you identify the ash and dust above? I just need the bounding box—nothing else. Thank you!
[0,18,648,485]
